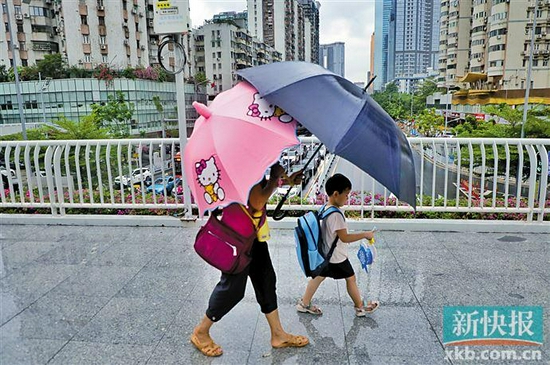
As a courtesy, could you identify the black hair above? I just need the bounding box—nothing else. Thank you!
[325,173,352,196]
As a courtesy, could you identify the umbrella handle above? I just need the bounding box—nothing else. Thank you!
[272,188,291,221]
[272,143,324,221]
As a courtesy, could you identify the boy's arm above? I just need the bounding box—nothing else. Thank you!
[335,228,374,243]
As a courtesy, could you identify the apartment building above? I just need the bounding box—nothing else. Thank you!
[192,21,282,95]
[0,0,157,69]
[246,0,318,62]
[439,0,550,107]
[319,42,345,77]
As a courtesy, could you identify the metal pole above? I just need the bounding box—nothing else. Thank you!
[175,33,192,218]
[4,2,27,139]
[39,73,47,124]
[521,0,539,138]
[444,85,449,132]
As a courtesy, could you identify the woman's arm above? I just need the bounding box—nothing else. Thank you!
[248,163,285,211]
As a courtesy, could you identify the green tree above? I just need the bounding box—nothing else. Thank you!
[89,91,135,138]
[45,116,109,140]
[194,72,209,85]
[36,53,68,79]
[372,83,409,120]
[414,108,444,136]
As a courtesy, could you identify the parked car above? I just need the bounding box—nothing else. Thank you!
[0,166,18,187]
[114,167,152,187]
[146,175,179,195]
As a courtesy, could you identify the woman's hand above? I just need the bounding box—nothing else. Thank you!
[284,170,304,186]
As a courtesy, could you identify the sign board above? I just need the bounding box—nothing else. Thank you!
[152,0,190,35]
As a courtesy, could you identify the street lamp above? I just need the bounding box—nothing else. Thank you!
[39,73,52,125]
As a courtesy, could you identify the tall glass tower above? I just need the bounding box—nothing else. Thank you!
[373,0,393,91]
[319,42,345,77]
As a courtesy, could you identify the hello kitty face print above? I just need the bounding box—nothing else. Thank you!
[247,93,294,123]
[195,156,225,204]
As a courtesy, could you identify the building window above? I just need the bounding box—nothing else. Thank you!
[83,35,89,44]
[102,55,108,63]
[100,36,106,44]
[81,15,88,25]
[84,54,91,63]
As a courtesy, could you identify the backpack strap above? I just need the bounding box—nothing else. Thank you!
[319,205,344,258]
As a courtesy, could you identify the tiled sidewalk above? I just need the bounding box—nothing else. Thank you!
[0,224,548,364]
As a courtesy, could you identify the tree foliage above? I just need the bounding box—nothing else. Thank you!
[89,91,135,138]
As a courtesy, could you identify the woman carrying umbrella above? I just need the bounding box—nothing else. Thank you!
[190,163,308,357]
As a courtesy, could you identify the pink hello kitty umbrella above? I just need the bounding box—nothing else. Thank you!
[183,81,299,216]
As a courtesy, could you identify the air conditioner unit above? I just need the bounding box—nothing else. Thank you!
[140,45,145,50]
[49,33,55,38]
[148,20,154,27]
[536,34,542,39]
[23,13,30,18]
[78,60,83,64]
[100,44,107,50]
[477,57,482,61]
[15,14,23,21]
[533,50,539,55]
[97,5,105,11]
[45,0,52,3]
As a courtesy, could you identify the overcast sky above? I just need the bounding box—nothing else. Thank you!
[189,0,376,83]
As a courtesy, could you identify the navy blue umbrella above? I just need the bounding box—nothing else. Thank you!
[237,61,416,208]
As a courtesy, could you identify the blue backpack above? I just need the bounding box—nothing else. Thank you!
[294,205,343,278]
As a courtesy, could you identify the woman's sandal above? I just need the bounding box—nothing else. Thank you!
[355,300,380,317]
[190,334,223,357]
[296,299,323,315]
[272,334,310,349]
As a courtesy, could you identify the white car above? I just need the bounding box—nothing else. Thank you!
[0,166,18,187]
[114,167,152,187]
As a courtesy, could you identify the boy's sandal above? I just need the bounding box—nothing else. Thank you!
[272,334,309,349]
[296,300,323,315]
[355,300,380,317]
[366,300,380,313]
[190,334,223,357]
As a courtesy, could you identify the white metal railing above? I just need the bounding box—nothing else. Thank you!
[1,137,549,223]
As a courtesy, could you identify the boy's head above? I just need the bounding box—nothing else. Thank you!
[325,173,352,207]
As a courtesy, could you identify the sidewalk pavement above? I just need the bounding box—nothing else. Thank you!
[0,224,548,364]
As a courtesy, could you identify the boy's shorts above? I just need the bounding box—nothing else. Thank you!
[320,259,354,279]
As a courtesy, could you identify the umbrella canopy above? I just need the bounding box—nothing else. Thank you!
[183,81,299,216]
[237,62,417,208]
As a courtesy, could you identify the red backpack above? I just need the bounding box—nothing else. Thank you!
[194,203,264,274]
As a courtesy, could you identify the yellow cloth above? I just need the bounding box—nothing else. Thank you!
[240,205,271,242]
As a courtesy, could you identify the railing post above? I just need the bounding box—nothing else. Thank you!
[175,33,193,219]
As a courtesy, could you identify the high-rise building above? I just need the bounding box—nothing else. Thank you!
[299,0,321,64]
[246,0,317,61]
[388,0,441,93]
[438,0,550,109]
[192,21,282,95]
[319,42,345,77]
[0,0,169,69]
[373,0,393,91]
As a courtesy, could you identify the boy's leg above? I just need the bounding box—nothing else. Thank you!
[301,276,325,305]
[344,275,363,308]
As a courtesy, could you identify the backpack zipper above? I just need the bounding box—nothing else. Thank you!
[206,230,238,256]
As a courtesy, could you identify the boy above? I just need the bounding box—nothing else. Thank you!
[296,173,379,317]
